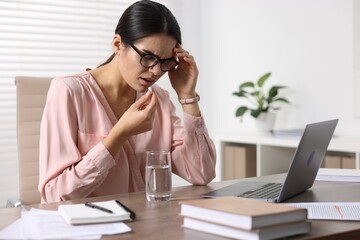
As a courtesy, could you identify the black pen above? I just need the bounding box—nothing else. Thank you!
[115,200,136,220]
[85,202,113,214]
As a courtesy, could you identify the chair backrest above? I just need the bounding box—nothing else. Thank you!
[15,76,52,205]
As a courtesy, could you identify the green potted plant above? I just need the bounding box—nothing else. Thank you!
[232,72,290,130]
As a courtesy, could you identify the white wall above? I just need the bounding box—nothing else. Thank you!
[155,0,208,186]
[354,0,360,117]
[200,0,360,137]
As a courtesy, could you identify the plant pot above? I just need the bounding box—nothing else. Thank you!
[255,112,276,132]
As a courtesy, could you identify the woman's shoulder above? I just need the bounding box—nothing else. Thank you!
[51,72,88,84]
[50,71,94,93]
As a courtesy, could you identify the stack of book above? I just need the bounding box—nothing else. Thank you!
[270,129,304,138]
[179,197,311,240]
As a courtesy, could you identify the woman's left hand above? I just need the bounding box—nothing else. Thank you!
[168,43,199,98]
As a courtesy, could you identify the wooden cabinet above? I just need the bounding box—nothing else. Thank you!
[216,132,360,180]
[323,152,356,169]
[222,144,256,180]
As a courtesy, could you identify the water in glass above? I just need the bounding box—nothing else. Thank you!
[146,164,171,201]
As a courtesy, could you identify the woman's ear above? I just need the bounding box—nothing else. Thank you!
[112,34,122,54]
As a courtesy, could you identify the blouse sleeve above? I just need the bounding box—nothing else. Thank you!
[38,79,115,203]
[169,99,217,185]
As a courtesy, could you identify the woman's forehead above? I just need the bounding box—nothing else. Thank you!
[134,34,177,54]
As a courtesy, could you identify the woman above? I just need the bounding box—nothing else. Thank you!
[38,0,216,203]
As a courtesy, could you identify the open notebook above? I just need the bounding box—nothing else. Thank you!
[58,200,132,225]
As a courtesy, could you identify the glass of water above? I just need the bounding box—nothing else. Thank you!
[145,151,172,202]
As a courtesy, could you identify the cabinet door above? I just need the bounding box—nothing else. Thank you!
[323,155,342,168]
[222,144,256,180]
[342,156,356,169]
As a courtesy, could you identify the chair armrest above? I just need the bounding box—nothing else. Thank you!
[6,197,22,208]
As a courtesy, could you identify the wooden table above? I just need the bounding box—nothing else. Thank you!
[1,174,360,240]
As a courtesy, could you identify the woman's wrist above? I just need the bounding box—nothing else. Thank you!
[102,127,128,158]
[177,91,201,116]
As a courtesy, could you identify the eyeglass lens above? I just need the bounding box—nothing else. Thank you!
[141,55,177,71]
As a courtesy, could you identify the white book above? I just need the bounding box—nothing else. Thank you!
[316,168,360,182]
[58,200,131,225]
[270,129,304,138]
[183,217,311,240]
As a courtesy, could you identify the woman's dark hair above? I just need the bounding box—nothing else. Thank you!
[98,0,181,67]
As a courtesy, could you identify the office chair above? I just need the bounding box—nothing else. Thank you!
[8,76,52,206]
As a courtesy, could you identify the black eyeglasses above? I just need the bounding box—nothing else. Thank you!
[125,41,178,72]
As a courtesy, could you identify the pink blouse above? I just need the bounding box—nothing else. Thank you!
[38,71,216,203]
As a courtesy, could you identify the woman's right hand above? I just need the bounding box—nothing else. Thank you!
[103,91,157,156]
[120,90,157,136]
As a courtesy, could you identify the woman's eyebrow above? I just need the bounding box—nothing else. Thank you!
[139,48,160,58]
[140,47,175,59]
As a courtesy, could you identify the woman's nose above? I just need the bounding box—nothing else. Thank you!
[148,62,163,76]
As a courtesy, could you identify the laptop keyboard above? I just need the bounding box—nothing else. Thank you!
[238,183,283,199]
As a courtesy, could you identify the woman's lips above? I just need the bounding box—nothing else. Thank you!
[139,77,155,87]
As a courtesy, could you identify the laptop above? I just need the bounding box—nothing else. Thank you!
[202,119,338,203]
